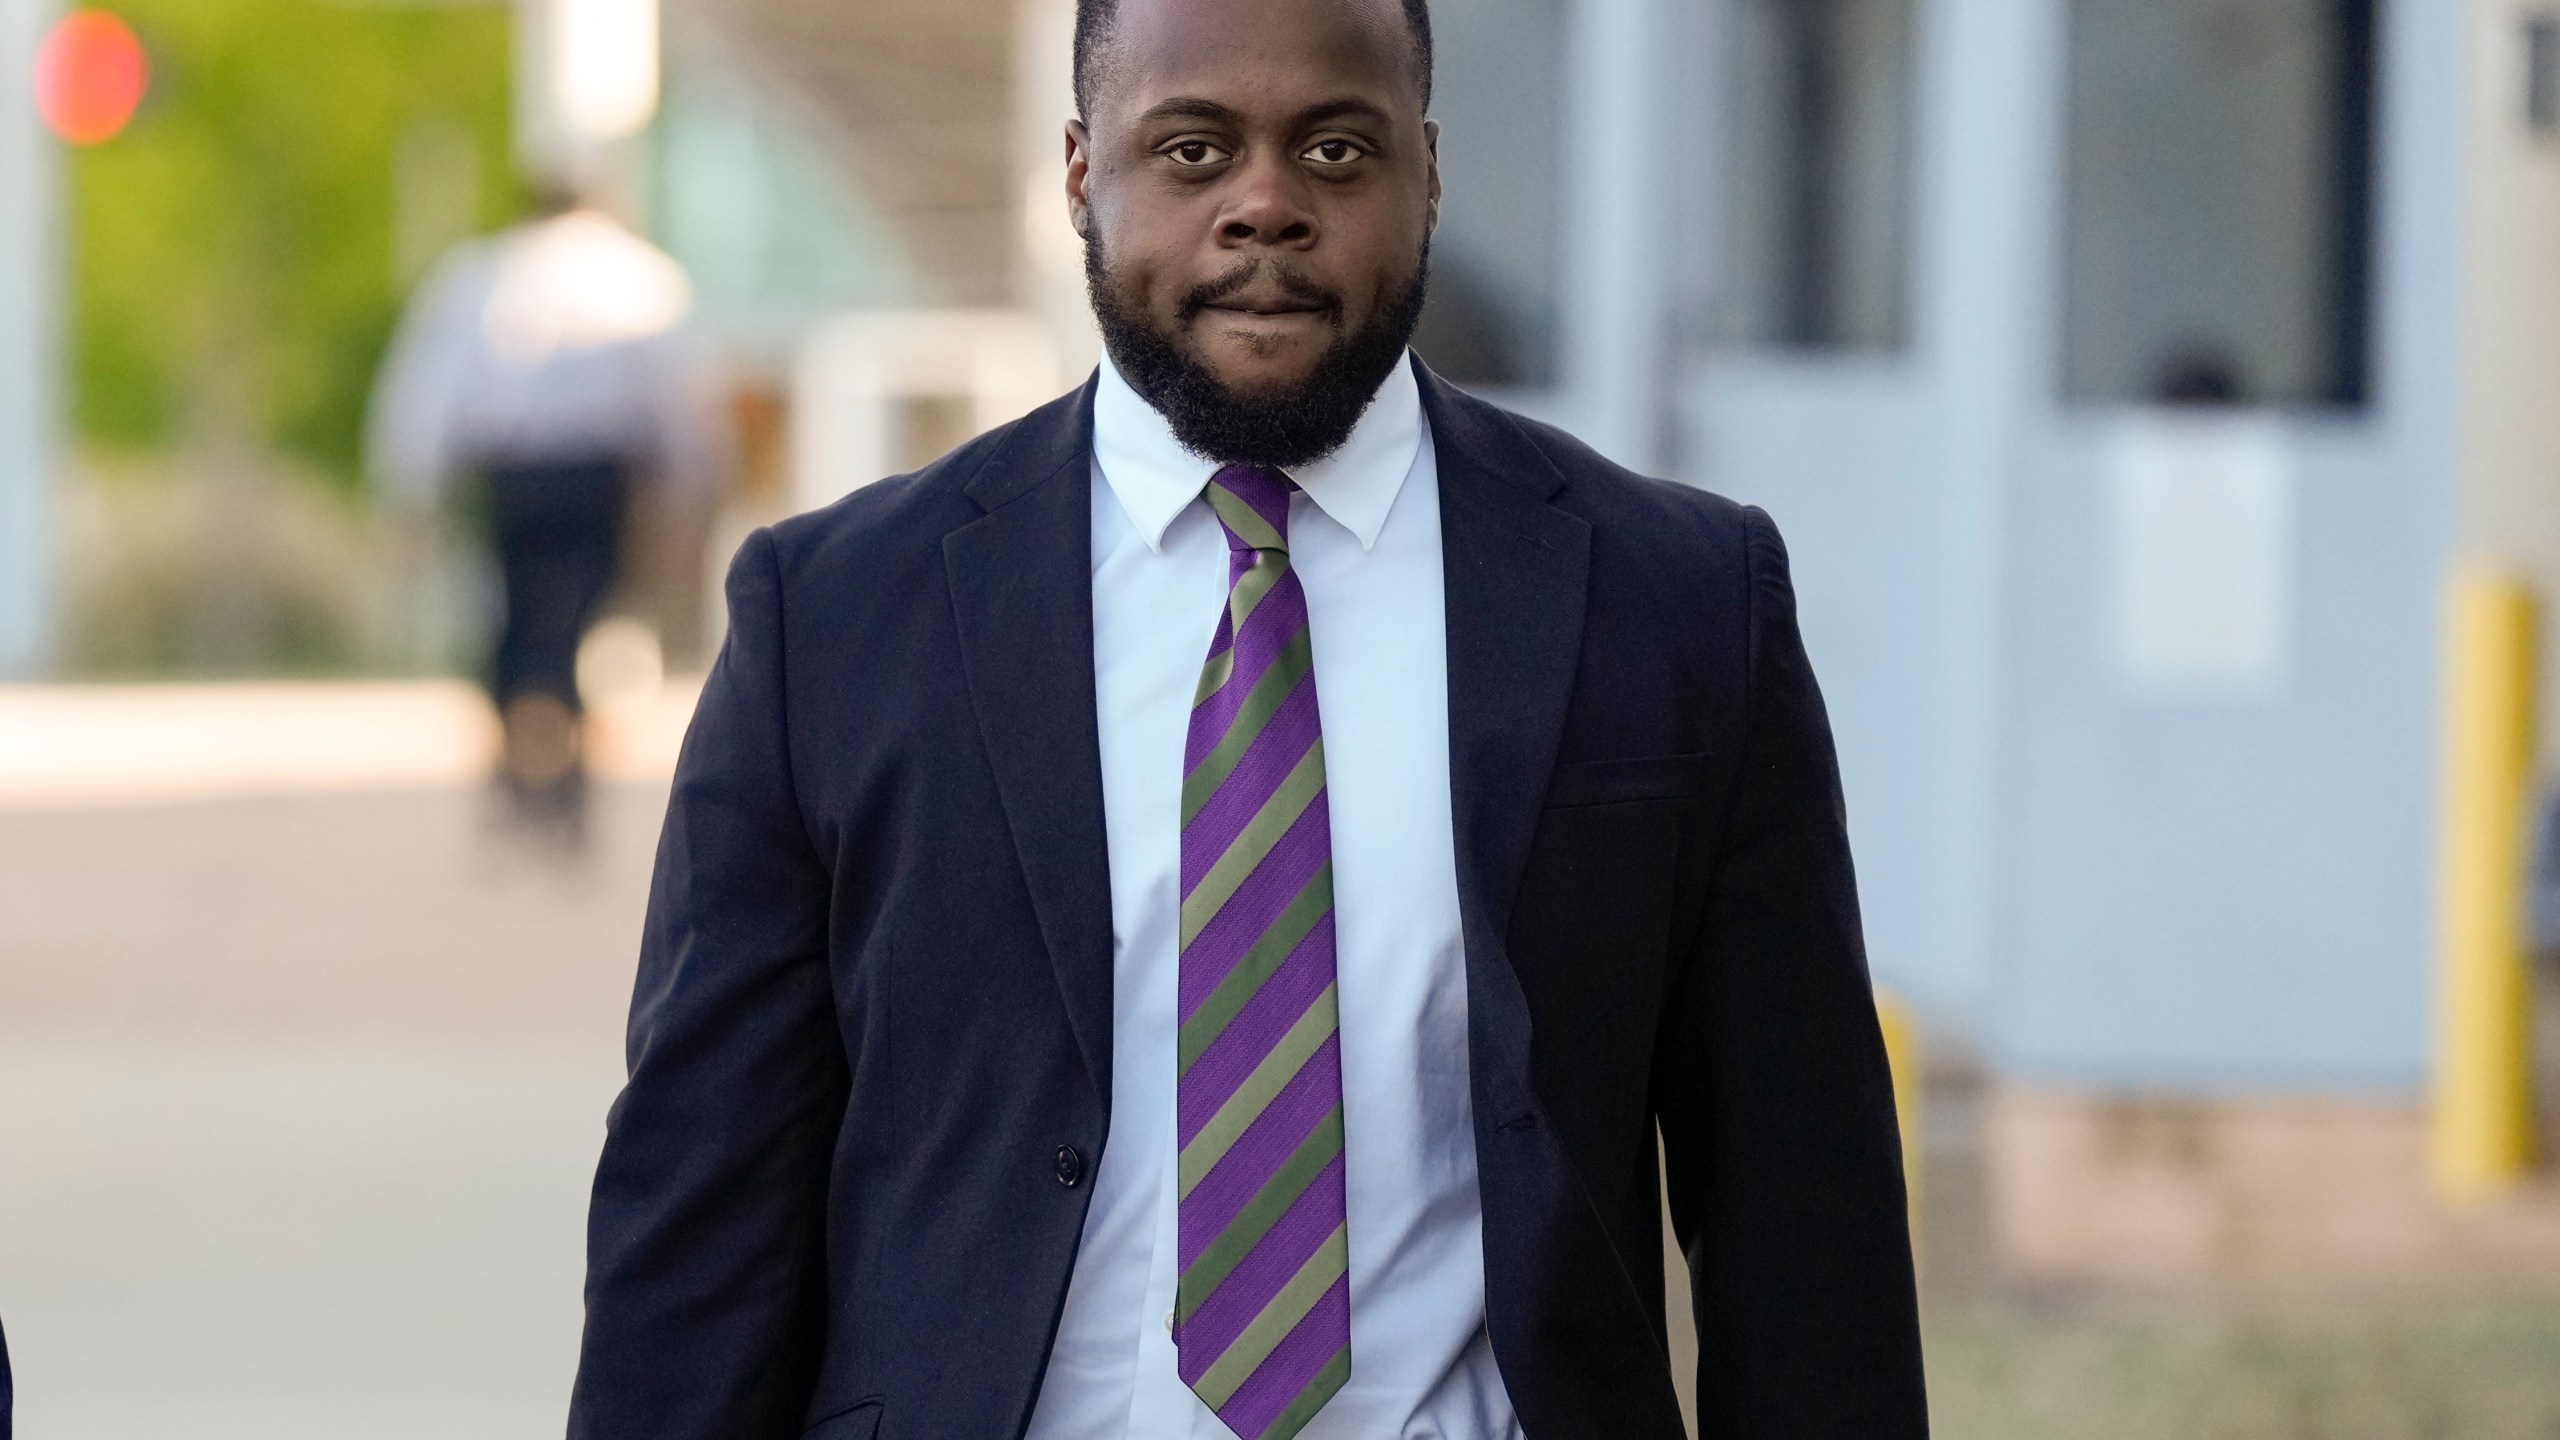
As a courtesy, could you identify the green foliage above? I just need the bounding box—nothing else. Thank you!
[69,0,521,486]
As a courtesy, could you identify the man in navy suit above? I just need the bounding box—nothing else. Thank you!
[570,0,1924,1434]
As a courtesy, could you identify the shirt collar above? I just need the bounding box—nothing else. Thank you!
[1092,349,1423,555]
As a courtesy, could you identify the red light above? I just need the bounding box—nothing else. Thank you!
[35,10,149,146]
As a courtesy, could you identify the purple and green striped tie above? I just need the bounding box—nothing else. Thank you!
[1175,464,1352,1439]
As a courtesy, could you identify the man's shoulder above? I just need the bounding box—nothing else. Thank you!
[1431,381,1768,562]
[761,384,1089,589]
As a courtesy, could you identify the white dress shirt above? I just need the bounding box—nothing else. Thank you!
[1024,354,1521,1440]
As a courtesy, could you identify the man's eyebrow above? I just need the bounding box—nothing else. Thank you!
[1293,98,1394,128]
[1130,96,1397,129]
[1133,97,1243,125]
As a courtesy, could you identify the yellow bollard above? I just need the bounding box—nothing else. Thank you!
[1875,989,1921,1241]
[2431,566,2540,1204]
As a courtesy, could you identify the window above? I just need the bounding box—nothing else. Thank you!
[1718,0,1918,352]
[2058,0,2377,407]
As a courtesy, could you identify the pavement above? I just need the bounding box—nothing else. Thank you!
[0,681,1714,1439]
[0,683,673,1439]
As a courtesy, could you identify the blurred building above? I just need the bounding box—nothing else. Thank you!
[1688,0,2560,1289]
[1694,0,2560,1290]
[672,0,2560,1290]
[1,0,54,680]
[11,0,2560,1287]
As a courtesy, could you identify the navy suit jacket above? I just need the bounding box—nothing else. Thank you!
[570,366,1925,1439]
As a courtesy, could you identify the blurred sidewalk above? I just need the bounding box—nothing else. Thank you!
[0,679,695,808]
[0,682,690,1439]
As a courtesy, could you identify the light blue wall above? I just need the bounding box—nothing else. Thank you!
[1686,0,2062,1031]
[1680,0,2465,1095]
[1686,363,1957,1019]
[1985,0,2464,1095]
[1990,420,2450,1094]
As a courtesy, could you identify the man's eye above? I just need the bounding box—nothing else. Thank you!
[1303,139,1362,165]
[1165,141,1228,166]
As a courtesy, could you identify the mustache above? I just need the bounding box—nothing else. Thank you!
[1179,258,1342,321]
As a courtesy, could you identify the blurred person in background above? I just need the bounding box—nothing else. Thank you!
[367,187,720,847]
[569,0,1920,1434]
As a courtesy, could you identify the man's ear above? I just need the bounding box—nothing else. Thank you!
[1422,118,1442,238]
[1066,120,1095,240]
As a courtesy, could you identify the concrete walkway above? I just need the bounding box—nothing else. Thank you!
[0,687,671,1439]
[0,682,1707,1437]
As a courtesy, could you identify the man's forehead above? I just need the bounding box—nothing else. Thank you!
[1096,0,1418,118]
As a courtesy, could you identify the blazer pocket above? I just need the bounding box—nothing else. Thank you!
[802,1400,882,1440]
[1543,752,1711,809]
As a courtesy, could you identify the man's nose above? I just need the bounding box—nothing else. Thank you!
[1217,152,1318,249]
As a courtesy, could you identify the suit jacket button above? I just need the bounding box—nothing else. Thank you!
[1055,1144,1084,1187]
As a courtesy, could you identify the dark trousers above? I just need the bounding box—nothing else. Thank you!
[486,457,629,712]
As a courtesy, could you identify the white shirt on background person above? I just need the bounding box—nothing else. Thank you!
[365,208,718,505]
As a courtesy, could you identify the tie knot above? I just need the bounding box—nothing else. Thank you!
[1206,464,1295,554]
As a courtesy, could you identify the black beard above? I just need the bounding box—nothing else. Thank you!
[1086,236,1429,469]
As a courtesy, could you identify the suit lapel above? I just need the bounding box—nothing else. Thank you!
[942,380,1119,1102]
[936,367,1592,1108]
[1422,366,1592,1048]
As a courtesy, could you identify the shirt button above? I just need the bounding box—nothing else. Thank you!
[1054,1144,1084,1187]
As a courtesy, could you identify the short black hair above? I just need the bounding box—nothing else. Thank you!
[1073,0,1434,118]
